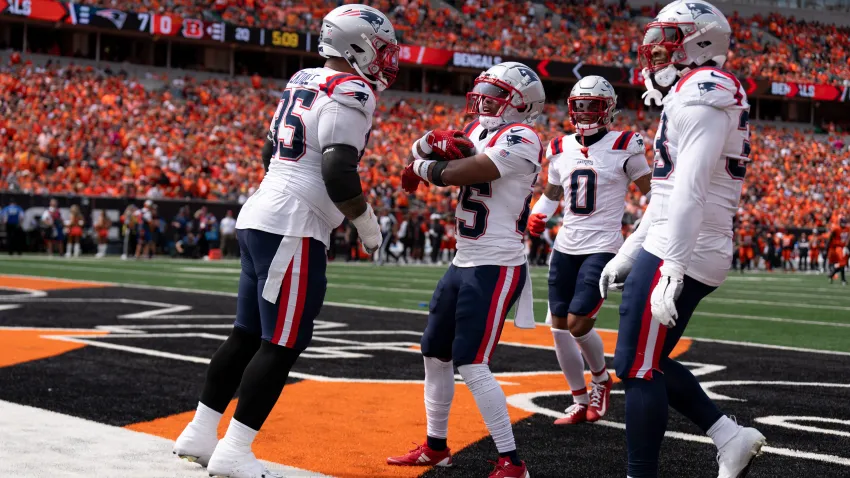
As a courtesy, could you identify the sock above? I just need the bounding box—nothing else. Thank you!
[707,415,740,449]
[552,328,588,401]
[200,326,261,413]
[232,341,300,430]
[662,358,723,432]
[423,356,455,448]
[220,418,258,453]
[191,401,223,436]
[498,450,520,466]
[623,377,668,478]
[458,364,518,465]
[573,329,609,383]
[73,243,81,256]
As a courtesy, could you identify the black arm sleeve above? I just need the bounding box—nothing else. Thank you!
[321,144,363,203]
[261,137,275,173]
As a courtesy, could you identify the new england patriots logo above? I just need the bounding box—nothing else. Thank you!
[686,2,716,18]
[343,90,370,107]
[96,9,128,29]
[697,81,728,96]
[506,134,534,146]
[340,8,385,33]
[517,67,540,84]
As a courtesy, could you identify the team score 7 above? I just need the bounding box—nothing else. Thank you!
[271,89,318,161]
[457,183,491,239]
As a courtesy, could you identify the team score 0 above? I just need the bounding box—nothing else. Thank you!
[272,31,300,49]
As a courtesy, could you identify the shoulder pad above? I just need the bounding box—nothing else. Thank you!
[487,123,543,164]
[611,131,645,154]
[546,135,565,159]
[320,74,376,116]
[674,68,746,109]
[462,119,480,138]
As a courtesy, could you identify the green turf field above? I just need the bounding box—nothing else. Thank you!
[2,255,849,352]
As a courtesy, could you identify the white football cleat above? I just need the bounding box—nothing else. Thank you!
[173,422,218,468]
[207,440,281,478]
[716,426,766,478]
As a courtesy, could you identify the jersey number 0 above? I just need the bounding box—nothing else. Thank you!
[272,89,318,161]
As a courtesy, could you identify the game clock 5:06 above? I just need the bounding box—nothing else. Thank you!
[271,31,300,49]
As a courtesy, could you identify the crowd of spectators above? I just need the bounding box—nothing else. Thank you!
[2,61,848,239]
[77,0,850,84]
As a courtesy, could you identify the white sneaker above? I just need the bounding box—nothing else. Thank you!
[716,427,766,478]
[120,254,128,260]
[173,422,218,468]
[207,440,281,478]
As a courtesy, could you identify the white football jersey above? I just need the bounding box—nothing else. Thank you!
[642,67,750,286]
[236,68,376,248]
[452,120,543,267]
[547,131,650,255]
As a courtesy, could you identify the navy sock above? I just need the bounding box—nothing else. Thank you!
[663,358,723,432]
[624,377,668,478]
[498,450,521,466]
[426,436,447,451]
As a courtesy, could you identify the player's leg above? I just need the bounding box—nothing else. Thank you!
[388,267,460,467]
[547,251,590,424]
[208,233,327,477]
[454,265,528,476]
[567,252,615,422]
[174,229,263,466]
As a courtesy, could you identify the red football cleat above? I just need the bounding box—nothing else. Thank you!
[387,443,452,467]
[488,457,530,478]
[586,377,613,422]
[554,403,588,425]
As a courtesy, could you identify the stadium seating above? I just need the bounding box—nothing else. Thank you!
[2,62,847,230]
[76,0,850,83]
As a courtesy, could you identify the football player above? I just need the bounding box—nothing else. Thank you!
[827,219,849,285]
[598,1,766,476]
[389,61,545,478]
[527,76,651,425]
[173,5,397,478]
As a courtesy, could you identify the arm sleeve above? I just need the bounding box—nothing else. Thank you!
[484,127,542,178]
[663,104,730,272]
[317,101,372,152]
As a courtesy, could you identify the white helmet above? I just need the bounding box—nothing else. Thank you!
[568,75,617,135]
[318,5,399,91]
[465,62,546,130]
[639,0,732,88]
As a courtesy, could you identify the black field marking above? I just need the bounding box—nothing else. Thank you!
[1,286,849,476]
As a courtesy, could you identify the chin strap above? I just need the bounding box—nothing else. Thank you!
[641,68,664,107]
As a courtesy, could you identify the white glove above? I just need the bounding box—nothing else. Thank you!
[650,262,685,328]
[599,253,636,299]
[351,204,382,254]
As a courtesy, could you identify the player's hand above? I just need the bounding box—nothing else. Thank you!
[401,162,425,193]
[527,213,547,237]
[419,130,475,160]
[351,204,382,255]
[599,254,635,299]
[650,263,685,328]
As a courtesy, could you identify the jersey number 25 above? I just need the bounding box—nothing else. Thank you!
[271,89,318,161]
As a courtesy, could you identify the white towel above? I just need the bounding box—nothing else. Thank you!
[261,235,302,304]
[513,261,536,329]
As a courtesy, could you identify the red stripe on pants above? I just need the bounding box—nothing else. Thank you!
[271,257,294,344]
[486,266,521,364]
[284,238,310,348]
[475,266,508,364]
[627,260,664,378]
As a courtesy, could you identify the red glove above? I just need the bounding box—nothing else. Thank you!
[426,130,476,160]
[401,162,425,193]
[527,213,547,237]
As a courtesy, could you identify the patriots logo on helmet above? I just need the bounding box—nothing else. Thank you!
[698,81,728,96]
[505,134,534,146]
[96,9,128,29]
[686,2,716,18]
[343,90,370,107]
[340,8,385,33]
[517,67,540,84]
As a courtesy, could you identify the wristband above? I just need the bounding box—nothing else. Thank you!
[431,161,449,187]
[413,159,436,181]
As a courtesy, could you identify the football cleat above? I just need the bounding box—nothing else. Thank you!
[173,422,218,467]
[488,457,530,478]
[553,403,588,425]
[387,443,452,467]
[586,377,613,422]
[716,426,766,478]
[207,440,281,478]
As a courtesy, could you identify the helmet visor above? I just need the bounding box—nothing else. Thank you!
[465,78,515,117]
[568,96,611,129]
[638,22,689,72]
